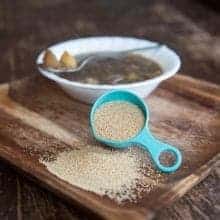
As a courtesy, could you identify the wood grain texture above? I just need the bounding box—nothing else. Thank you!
[0,74,219,220]
[0,0,220,219]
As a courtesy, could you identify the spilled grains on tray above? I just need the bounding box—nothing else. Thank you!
[40,145,165,203]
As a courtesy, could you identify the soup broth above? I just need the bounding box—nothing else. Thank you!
[60,54,162,85]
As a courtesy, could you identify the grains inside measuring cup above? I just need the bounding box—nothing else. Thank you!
[94,101,145,141]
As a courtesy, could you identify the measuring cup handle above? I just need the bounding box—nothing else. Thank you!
[136,129,182,173]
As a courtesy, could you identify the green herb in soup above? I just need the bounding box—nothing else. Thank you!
[60,54,162,85]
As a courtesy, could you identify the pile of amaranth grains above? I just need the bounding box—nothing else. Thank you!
[40,144,165,203]
[93,101,145,141]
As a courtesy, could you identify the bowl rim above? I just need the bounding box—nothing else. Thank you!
[36,36,181,90]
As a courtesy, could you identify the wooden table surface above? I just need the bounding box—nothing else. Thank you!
[0,0,219,219]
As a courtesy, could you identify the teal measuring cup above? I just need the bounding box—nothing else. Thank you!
[90,90,182,173]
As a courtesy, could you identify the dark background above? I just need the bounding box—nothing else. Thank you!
[0,0,219,219]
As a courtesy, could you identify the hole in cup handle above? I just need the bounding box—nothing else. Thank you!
[155,145,182,173]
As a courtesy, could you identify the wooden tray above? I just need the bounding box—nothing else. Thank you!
[0,75,219,220]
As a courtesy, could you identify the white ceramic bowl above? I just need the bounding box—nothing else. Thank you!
[36,36,181,104]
